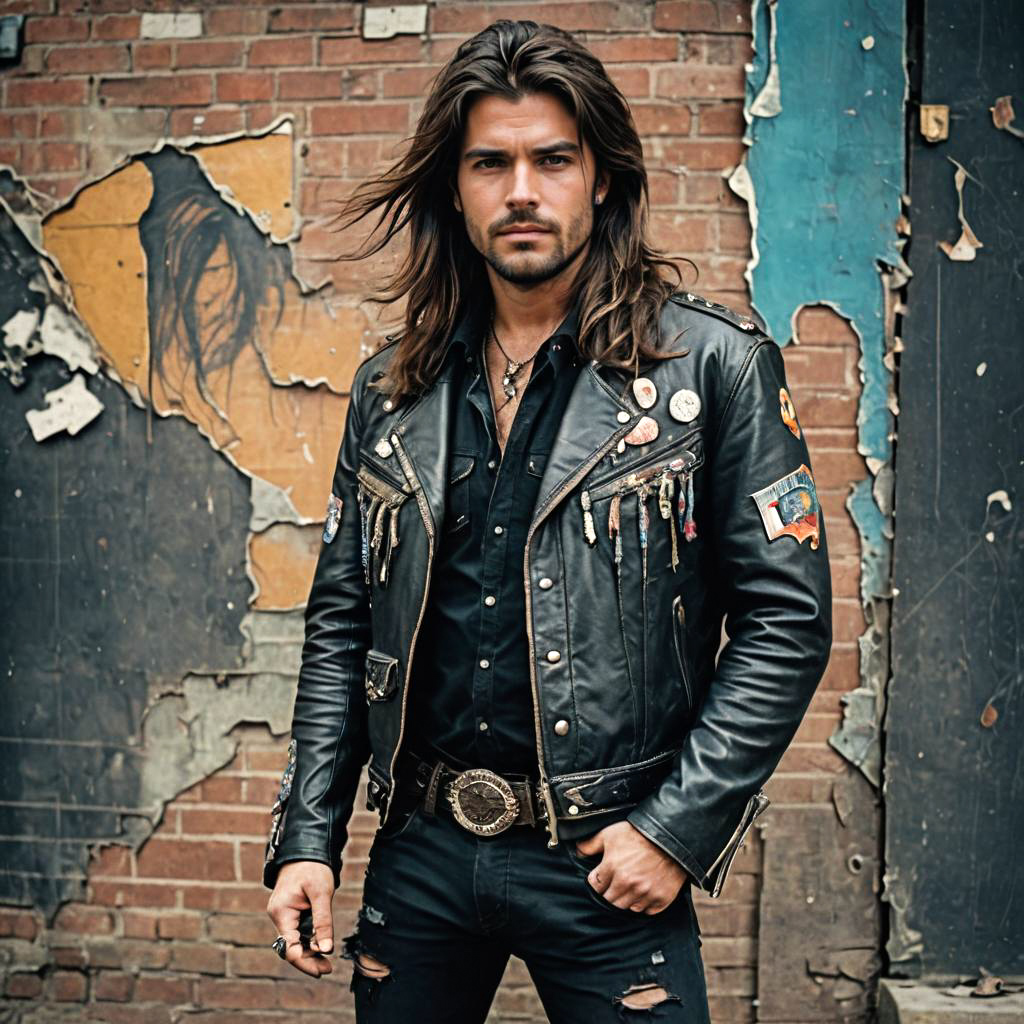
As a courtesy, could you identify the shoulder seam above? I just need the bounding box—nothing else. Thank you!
[712,338,772,447]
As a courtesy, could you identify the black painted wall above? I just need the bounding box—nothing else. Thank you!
[888,0,1024,978]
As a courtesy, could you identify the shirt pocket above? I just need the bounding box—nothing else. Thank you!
[445,453,475,534]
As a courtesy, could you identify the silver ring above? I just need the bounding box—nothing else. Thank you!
[271,935,288,960]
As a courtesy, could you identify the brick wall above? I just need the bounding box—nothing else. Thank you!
[0,2,866,1020]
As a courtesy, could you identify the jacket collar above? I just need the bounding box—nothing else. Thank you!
[394,300,635,537]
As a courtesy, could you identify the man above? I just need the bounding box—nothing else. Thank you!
[264,19,831,1022]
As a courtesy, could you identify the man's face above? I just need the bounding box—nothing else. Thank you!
[455,91,607,286]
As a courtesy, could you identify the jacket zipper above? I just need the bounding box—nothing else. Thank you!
[380,429,435,826]
[707,789,770,898]
[523,366,639,847]
[584,424,702,495]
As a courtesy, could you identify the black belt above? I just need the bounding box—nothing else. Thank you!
[400,749,546,836]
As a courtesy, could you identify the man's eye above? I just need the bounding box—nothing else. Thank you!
[475,158,503,169]
[541,155,569,166]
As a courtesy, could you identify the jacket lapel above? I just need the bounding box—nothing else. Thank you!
[531,361,635,525]
[392,368,455,539]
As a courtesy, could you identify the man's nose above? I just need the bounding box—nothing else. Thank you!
[505,158,540,209]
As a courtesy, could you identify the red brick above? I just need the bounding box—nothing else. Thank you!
[24,15,88,42]
[100,74,212,107]
[175,40,245,69]
[650,211,711,253]
[92,14,140,40]
[179,808,268,837]
[268,4,355,32]
[206,7,268,36]
[215,71,272,103]
[157,913,202,940]
[136,838,235,881]
[654,0,751,33]
[631,102,692,136]
[432,2,645,33]
[134,976,192,1005]
[94,972,134,1002]
[608,65,650,99]
[782,346,852,390]
[246,748,289,772]
[132,41,171,70]
[207,913,275,947]
[656,65,746,100]
[45,42,129,73]
[832,599,868,643]
[208,887,270,914]
[123,910,159,939]
[0,909,39,940]
[54,903,115,935]
[169,107,245,137]
[379,66,440,99]
[90,880,179,907]
[311,103,408,136]
[0,110,39,139]
[197,977,280,1010]
[320,36,421,66]
[699,102,745,136]
[718,212,752,252]
[278,978,339,1010]
[5,973,43,999]
[586,35,679,63]
[53,971,88,1002]
[90,843,133,877]
[248,35,313,67]
[171,943,227,976]
[798,393,858,429]
[818,646,860,691]
[6,77,89,107]
[794,305,860,346]
[278,70,343,101]
[242,776,280,805]
[344,68,377,99]
[661,138,745,171]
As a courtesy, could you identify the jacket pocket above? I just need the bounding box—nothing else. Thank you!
[356,465,412,587]
[364,649,399,702]
[671,595,694,712]
[585,430,704,503]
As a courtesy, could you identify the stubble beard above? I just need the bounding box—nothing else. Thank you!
[470,209,591,286]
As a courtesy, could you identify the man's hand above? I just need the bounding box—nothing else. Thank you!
[266,861,336,977]
[576,821,690,914]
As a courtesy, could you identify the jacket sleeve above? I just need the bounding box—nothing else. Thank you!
[627,337,833,897]
[262,366,373,891]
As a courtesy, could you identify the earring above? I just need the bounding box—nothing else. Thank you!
[595,195,604,205]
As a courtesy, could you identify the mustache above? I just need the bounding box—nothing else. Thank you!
[490,212,559,237]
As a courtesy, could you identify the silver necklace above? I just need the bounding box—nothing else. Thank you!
[489,318,537,402]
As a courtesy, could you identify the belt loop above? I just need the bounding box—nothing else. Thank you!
[422,761,445,816]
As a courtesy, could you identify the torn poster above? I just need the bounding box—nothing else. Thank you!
[25,372,103,441]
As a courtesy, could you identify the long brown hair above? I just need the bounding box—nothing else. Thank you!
[330,19,689,402]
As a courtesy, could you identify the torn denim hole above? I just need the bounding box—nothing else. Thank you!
[613,964,681,1016]
[342,932,392,1001]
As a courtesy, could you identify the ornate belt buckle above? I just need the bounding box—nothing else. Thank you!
[447,769,520,836]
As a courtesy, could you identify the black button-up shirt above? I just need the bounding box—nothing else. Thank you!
[405,302,583,775]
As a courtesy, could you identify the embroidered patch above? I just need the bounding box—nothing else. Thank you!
[323,492,342,544]
[751,464,820,549]
[779,387,801,439]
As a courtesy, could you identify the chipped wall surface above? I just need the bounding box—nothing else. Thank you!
[738,0,906,784]
[1,125,369,922]
[737,2,906,1016]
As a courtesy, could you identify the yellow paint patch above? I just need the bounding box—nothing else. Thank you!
[249,524,323,610]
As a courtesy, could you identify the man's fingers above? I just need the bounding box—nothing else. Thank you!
[309,888,335,955]
[576,830,604,856]
[281,929,334,978]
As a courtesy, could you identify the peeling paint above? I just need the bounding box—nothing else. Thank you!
[938,159,984,261]
[741,0,906,786]
[990,95,1024,139]
[24,372,103,441]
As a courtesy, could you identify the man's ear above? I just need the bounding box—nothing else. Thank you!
[452,185,463,213]
[595,170,610,206]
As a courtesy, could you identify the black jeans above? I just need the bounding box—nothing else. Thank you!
[342,800,711,1023]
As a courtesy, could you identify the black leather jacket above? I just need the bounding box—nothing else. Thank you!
[263,293,832,899]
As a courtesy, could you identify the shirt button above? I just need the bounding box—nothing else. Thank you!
[538,577,554,590]
[479,658,490,669]
[493,525,504,535]
[479,721,489,731]
[616,410,630,423]
[554,719,570,736]
[546,650,561,664]
[487,459,497,470]
[383,399,394,412]
[484,595,496,607]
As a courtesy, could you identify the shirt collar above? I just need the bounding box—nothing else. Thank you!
[447,299,582,376]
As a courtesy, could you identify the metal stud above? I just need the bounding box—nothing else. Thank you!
[616,410,630,424]
[539,577,554,590]
[554,719,570,736]
[374,438,393,458]
[382,399,394,412]
[546,650,561,663]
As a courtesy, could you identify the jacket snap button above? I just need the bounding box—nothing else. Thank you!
[554,719,569,736]
[546,650,561,663]
[538,577,553,590]
[616,410,630,423]
[383,399,394,412]
[568,805,580,815]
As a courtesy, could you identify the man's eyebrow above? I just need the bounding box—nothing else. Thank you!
[462,140,582,161]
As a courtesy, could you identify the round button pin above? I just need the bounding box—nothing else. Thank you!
[632,377,657,409]
[624,415,659,446]
[668,388,701,423]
